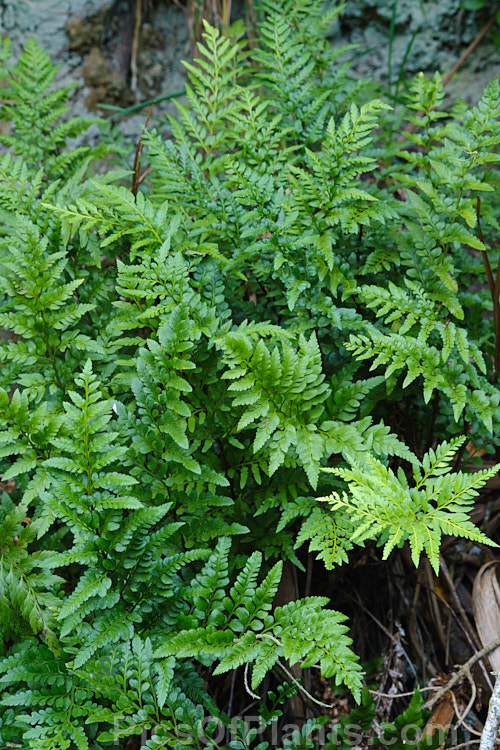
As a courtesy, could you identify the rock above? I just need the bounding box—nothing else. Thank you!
[83,46,131,110]
[66,12,106,54]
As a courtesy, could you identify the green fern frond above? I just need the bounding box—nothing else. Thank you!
[155,539,362,697]
[0,37,105,179]
[320,438,498,573]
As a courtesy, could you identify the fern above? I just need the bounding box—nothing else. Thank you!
[0,494,61,650]
[0,37,106,179]
[155,538,363,698]
[0,6,499,746]
[0,217,102,397]
[221,329,330,486]
[319,437,498,573]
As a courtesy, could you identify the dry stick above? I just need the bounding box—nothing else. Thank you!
[424,564,493,692]
[347,590,418,678]
[302,556,314,716]
[274,660,336,710]
[138,166,153,186]
[243,661,259,700]
[256,633,336,710]
[227,667,237,717]
[131,0,142,94]
[439,555,482,653]
[441,15,497,88]
[226,668,238,746]
[222,0,233,26]
[449,680,481,737]
[437,556,493,692]
[480,673,500,750]
[370,687,436,699]
[426,635,500,711]
[458,668,479,735]
[373,647,489,707]
[477,197,496,303]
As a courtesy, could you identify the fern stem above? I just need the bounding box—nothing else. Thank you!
[494,250,500,378]
[215,437,236,500]
[227,666,237,717]
[43,335,64,392]
[425,390,440,452]
[273,658,335,710]
[476,196,500,378]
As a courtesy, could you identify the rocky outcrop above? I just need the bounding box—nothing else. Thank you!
[1,0,499,140]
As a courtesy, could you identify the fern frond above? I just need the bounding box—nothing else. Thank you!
[0,37,105,179]
[320,439,498,573]
[155,539,362,697]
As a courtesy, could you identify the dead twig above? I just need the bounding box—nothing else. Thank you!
[442,15,497,87]
[137,165,153,186]
[449,680,481,737]
[347,590,417,678]
[439,555,482,652]
[480,673,500,750]
[369,687,435,698]
[458,667,479,734]
[427,636,500,711]
[131,0,142,94]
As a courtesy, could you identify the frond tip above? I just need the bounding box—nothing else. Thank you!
[319,437,498,573]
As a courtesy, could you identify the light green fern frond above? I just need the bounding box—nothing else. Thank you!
[320,437,498,573]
